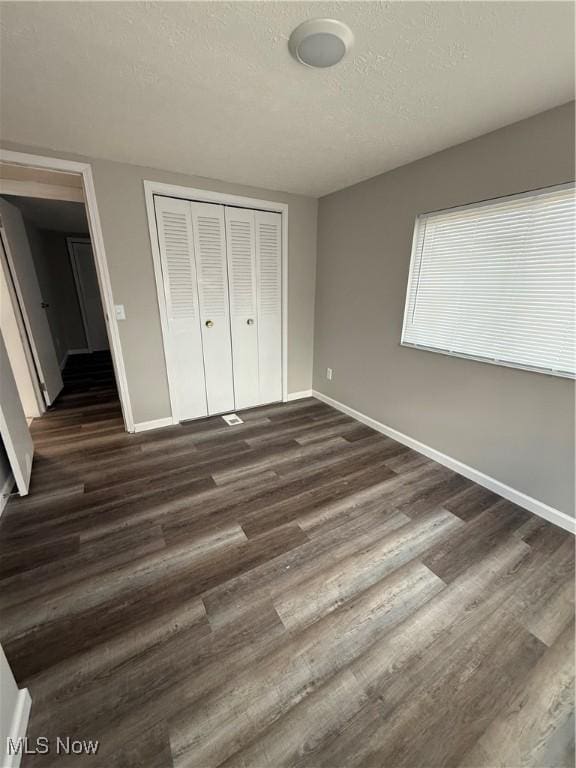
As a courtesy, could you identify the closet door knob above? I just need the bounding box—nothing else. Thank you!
[205,320,214,328]
[247,318,254,326]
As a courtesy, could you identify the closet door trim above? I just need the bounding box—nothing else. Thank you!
[144,181,288,424]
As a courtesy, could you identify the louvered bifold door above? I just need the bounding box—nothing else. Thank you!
[255,211,282,404]
[154,196,207,420]
[225,207,260,409]
[191,202,235,415]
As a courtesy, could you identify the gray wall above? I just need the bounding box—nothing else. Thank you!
[313,102,575,516]
[0,146,318,424]
[25,224,87,365]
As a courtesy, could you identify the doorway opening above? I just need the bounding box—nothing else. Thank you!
[0,160,124,501]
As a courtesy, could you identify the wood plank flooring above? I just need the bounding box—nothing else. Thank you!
[0,353,574,767]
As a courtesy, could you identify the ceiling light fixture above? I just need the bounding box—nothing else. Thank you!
[288,18,353,68]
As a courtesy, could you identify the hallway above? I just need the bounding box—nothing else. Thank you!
[60,350,117,395]
[21,351,122,500]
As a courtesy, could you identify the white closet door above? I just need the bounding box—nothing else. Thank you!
[225,207,259,409]
[255,211,282,404]
[191,202,235,415]
[154,196,207,421]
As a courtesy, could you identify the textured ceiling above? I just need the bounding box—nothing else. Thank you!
[0,2,574,197]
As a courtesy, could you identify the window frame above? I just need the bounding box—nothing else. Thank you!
[400,182,576,380]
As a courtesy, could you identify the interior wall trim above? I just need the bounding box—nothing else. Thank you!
[133,417,174,433]
[286,390,313,401]
[312,389,576,534]
[59,348,91,370]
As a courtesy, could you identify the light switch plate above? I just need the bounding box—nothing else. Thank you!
[115,304,126,321]
[326,367,333,380]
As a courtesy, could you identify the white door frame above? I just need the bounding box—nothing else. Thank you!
[144,180,289,425]
[0,149,134,432]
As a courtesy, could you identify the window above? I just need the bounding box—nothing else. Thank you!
[401,183,575,378]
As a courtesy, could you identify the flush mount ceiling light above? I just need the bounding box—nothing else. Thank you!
[288,18,354,68]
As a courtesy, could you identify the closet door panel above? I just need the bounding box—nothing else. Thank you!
[191,202,235,415]
[225,207,259,409]
[255,211,282,404]
[154,196,207,421]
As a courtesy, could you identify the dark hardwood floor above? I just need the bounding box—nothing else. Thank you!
[0,353,574,767]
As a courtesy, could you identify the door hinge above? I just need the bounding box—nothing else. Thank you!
[40,382,47,392]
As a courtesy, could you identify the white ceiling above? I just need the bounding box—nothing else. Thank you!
[0,2,573,198]
[0,163,82,188]
[2,196,89,234]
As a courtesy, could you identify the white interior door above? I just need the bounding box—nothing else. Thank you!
[0,247,43,418]
[225,207,260,409]
[0,333,33,495]
[68,238,109,352]
[191,202,235,415]
[154,195,207,421]
[255,211,282,404]
[0,198,63,406]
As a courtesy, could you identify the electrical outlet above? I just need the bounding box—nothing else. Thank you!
[326,367,333,380]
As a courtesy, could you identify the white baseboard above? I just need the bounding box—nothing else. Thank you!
[286,390,313,401]
[60,348,91,370]
[0,471,15,519]
[3,687,32,768]
[312,390,575,534]
[133,417,174,433]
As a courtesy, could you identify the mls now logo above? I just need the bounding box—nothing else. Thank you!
[7,736,100,756]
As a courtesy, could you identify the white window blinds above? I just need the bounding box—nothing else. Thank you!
[401,184,576,377]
